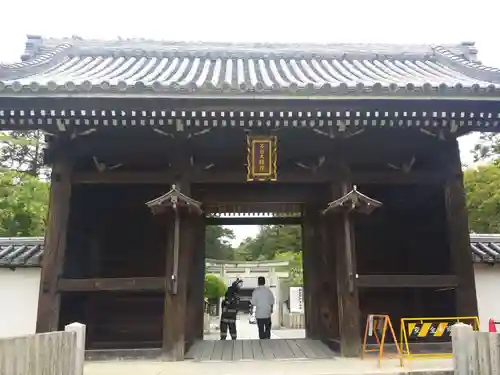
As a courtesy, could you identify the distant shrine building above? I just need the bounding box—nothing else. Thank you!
[0,36,497,360]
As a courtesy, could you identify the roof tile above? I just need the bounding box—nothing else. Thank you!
[1,234,499,268]
[1,37,500,97]
[0,237,44,268]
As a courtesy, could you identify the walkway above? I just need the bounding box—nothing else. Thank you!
[84,315,453,374]
[186,338,333,361]
[194,314,314,361]
[84,358,453,375]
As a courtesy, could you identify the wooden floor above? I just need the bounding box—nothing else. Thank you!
[185,339,336,361]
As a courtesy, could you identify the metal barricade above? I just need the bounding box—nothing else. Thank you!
[400,316,480,361]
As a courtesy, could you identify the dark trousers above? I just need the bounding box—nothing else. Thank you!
[220,321,237,340]
[257,318,272,339]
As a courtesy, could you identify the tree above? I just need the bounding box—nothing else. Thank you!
[204,274,227,299]
[234,225,303,285]
[205,225,236,260]
[0,170,49,236]
[274,251,303,286]
[472,132,500,164]
[235,225,301,261]
[0,131,46,177]
[464,163,500,233]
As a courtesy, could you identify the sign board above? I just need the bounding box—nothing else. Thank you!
[246,135,277,182]
[368,314,374,336]
[289,287,304,313]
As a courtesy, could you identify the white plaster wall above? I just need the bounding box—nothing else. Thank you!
[0,268,41,338]
[474,263,500,331]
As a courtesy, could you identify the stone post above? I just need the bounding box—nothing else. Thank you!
[451,323,477,375]
[476,332,500,375]
[65,322,86,375]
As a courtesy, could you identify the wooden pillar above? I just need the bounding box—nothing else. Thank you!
[36,159,73,332]
[444,139,478,317]
[301,204,322,339]
[331,181,362,357]
[319,213,340,341]
[162,184,198,361]
[185,215,206,344]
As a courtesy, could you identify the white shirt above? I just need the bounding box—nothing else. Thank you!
[251,285,275,319]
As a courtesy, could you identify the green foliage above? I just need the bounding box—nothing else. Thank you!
[235,225,301,261]
[205,225,236,260]
[274,251,303,286]
[472,133,500,164]
[204,274,227,299]
[0,131,45,176]
[235,225,303,285]
[464,163,500,233]
[0,170,49,236]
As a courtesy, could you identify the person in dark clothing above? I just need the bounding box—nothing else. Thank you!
[220,278,243,340]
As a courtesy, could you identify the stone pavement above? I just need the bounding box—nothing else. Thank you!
[204,314,305,340]
[84,358,453,375]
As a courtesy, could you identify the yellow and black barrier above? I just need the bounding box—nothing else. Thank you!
[400,316,480,361]
[407,322,452,338]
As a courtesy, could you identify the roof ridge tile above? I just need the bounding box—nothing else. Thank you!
[16,35,468,60]
[432,45,500,84]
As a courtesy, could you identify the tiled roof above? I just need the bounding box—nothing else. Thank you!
[0,237,44,268]
[470,234,500,263]
[0,36,500,98]
[1,234,499,268]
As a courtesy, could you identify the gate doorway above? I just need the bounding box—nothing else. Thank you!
[192,216,329,361]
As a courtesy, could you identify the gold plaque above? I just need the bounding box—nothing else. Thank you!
[246,135,277,182]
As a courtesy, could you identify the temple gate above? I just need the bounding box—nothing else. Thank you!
[0,36,491,360]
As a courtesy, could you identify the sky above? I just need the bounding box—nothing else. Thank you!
[0,0,497,245]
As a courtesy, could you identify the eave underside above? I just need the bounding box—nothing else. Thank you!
[1,97,500,134]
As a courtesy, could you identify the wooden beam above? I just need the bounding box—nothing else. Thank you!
[206,216,302,225]
[36,159,73,333]
[71,170,448,185]
[1,96,498,119]
[356,275,459,288]
[57,277,166,292]
[444,140,478,317]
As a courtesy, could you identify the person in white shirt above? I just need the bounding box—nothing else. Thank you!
[250,277,275,339]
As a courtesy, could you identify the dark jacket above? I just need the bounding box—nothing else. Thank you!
[220,283,241,323]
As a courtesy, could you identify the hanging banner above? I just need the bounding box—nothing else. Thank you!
[246,135,277,182]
